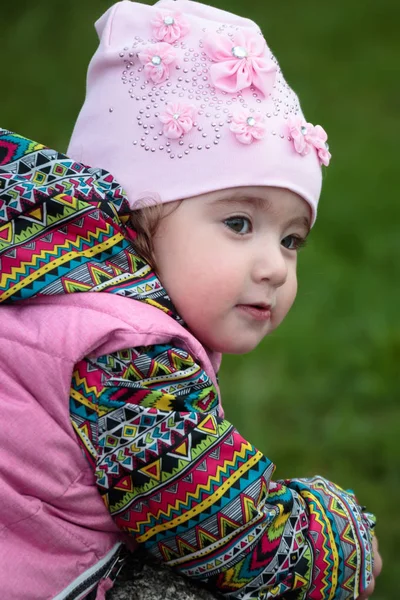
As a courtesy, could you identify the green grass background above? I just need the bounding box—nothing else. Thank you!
[2,1,399,596]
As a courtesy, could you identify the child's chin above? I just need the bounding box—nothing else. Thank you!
[208,335,266,355]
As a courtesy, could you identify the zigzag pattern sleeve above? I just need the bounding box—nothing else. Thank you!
[70,344,375,599]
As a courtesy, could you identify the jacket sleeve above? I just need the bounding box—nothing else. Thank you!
[70,343,375,599]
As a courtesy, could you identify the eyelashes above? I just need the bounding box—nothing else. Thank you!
[223,216,252,235]
[281,235,308,251]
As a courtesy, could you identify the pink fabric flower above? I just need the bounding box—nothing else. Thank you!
[158,103,196,139]
[203,29,277,97]
[288,117,331,166]
[230,111,267,145]
[151,11,190,44]
[310,124,331,166]
[138,42,176,84]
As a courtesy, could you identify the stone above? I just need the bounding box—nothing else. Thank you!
[108,551,219,600]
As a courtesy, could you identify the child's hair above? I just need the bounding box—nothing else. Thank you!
[129,205,162,269]
[129,200,182,270]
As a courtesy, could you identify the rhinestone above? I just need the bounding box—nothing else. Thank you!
[247,117,256,127]
[301,126,307,135]
[232,46,248,59]
[151,55,162,66]
[109,107,114,113]
[163,16,174,25]
[173,113,180,120]
[325,142,330,150]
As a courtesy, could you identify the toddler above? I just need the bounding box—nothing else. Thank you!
[0,1,381,598]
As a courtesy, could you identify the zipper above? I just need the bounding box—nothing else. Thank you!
[53,543,126,600]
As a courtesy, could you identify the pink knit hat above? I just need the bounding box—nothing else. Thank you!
[67,0,331,224]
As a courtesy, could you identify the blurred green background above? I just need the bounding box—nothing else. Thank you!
[2,0,399,597]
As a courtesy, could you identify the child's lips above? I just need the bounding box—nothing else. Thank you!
[236,303,272,321]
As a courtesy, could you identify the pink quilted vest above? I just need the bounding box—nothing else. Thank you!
[0,292,221,600]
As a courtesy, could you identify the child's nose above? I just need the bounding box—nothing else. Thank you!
[252,245,288,287]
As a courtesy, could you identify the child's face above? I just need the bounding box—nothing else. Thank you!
[153,186,311,354]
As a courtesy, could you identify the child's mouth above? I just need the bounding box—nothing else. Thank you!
[236,304,272,321]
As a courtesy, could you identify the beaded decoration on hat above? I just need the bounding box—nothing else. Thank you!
[68,0,331,224]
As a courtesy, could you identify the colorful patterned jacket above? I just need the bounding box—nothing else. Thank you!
[0,130,375,600]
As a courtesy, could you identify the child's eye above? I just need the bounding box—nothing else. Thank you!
[224,216,252,235]
[281,234,307,251]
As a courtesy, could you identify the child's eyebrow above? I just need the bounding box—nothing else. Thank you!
[210,195,271,211]
[285,216,311,234]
